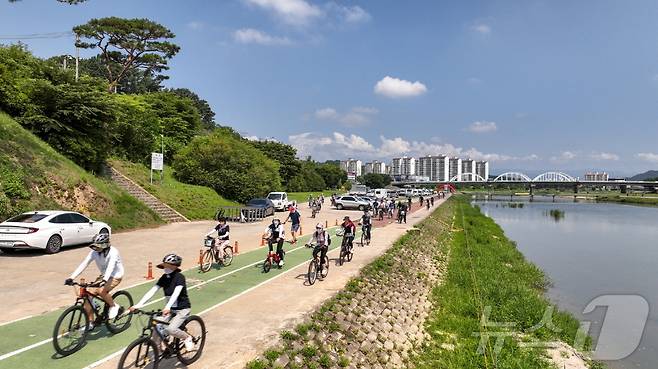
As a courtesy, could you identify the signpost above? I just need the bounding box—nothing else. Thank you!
[151,152,163,184]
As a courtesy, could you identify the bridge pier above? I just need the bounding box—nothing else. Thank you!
[620,185,627,194]
[573,183,579,194]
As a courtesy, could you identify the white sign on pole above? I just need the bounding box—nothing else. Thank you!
[151,153,164,171]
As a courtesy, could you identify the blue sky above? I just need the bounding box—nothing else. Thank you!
[2,0,658,176]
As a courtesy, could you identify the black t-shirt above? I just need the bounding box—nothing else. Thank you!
[157,271,191,310]
[215,224,230,239]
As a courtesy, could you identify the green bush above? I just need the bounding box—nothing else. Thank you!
[172,130,281,203]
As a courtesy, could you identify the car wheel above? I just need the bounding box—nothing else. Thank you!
[45,235,63,254]
[337,204,344,210]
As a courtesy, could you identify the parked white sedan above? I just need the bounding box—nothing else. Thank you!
[0,211,111,254]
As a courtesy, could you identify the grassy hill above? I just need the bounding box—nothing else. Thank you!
[0,113,162,230]
[109,159,241,220]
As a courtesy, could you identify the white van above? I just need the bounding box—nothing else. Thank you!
[267,192,291,211]
[373,189,388,199]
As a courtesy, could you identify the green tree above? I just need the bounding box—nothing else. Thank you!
[250,140,301,187]
[73,17,180,92]
[167,88,216,130]
[357,173,392,189]
[79,55,166,94]
[173,130,281,203]
[111,94,159,162]
[315,162,347,189]
[18,78,116,172]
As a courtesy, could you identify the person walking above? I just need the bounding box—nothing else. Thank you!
[284,205,302,244]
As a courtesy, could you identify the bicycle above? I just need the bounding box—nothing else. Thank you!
[53,279,133,356]
[263,237,285,273]
[199,237,234,273]
[338,231,354,266]
[306,242,329,285]
[360,224,371,246]
[117,309,206,369]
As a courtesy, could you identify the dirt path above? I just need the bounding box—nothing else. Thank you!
[90,196,447,369]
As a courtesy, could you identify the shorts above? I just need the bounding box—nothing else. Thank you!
[291,223,300,232]
[87,277,122,296]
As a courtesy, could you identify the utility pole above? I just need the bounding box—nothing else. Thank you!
[75,34,80,82]
[160,134,164,184]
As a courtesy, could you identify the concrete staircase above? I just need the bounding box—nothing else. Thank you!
[109,167,190,223]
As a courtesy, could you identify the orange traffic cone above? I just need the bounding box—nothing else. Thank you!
[198,250,203,266]
[299,225,303,236]
[145,262,153,280]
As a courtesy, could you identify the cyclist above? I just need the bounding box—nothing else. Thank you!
[129,253,195,352]
[398,202,408,224]
[430,196,435,207]
[359,210,372,242]
[263,218,286,266]
[308,223,331,274]
[65,233,124,324]
[284,205,301,244]
[341,216,356,250]
[204,217,230,258]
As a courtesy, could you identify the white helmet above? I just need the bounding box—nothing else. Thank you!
[316,222,324,230]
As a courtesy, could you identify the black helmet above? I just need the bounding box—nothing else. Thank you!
[90,233,111,251]
[158,253,182,268]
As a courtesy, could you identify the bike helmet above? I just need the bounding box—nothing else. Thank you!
[316,222,324,230]
[90,233,111,251]
[272,218,281,226]
[158,253,182,269]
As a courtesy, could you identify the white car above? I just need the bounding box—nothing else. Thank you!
[266,192,291,211]
[0,211,111,254]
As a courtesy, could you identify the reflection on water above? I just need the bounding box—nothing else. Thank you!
[473,196,658,369]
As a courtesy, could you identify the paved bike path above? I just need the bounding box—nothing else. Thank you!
[0,227,355,369]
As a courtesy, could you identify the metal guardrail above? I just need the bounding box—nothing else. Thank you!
[215,206,268,223]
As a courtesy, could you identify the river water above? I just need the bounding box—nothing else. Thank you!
[473,196,658,369]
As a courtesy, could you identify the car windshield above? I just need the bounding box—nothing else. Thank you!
[249,199,267,206]
[5,213,48,223]
[267,194,282,200]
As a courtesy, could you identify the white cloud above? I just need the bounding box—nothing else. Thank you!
[374,76,428,98]
[467,121,497,134]
[590,152,620,161]
[187,21,205,30]
[233,28,293,46]
[313,106,378,126]
[636,152,658,163]
[471,23,491,35]
[288,131,533,162]
[325,3,371,23]
[550,151,577,161]
[243,0,322,26]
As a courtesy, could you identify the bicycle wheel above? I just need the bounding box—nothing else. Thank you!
[105,291,134,334]
[307,260,318,285]
[339,248,345,266]
[118,336,159,369]
[53,304,89,356]
[320,256,330,279]
[176,315,207,365]
[200,249,214,273]
[347,249,353,262]
[360,233,366,247]
[263,257,272,273]
[222,246,234,266]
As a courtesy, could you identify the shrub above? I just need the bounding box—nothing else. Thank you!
[172,130,281,203]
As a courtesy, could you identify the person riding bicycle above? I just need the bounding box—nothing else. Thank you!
[65,233,124,324]
[204,217,230,258]
[341,216,356,250]
[263,218,286,266]
[308,223,331,272]
[284,205,301,244]
[129,253,195,352]
[359,210,372,242]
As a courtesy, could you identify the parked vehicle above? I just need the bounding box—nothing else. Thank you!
[351,184,368,195]
[334,196,370,211]
[266,192,291,211]
[373,189,388,199]
[245,198,275,217]
[0,211,111,254]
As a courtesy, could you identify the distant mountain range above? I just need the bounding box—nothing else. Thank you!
[629,170,658,181]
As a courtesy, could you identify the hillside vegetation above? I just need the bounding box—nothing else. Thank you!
[0,113,162,230]
[109,158,240,220]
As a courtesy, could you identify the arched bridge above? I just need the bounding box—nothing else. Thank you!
[492,171,576,183]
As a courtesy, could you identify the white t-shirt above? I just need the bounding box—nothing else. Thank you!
[70,246,125,281]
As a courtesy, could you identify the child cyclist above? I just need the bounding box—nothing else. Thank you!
[129,253,195,351]
[205,217,230,258]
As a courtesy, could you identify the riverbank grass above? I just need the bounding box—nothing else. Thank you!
[412,196,601,369]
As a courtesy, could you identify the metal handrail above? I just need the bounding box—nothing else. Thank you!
[215,206,268,223]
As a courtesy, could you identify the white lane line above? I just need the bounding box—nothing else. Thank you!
[0,230,341,362]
